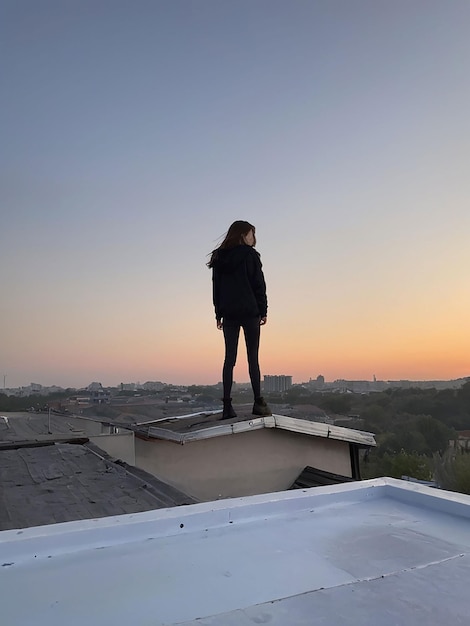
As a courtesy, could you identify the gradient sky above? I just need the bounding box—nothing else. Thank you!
[1,0,469,389]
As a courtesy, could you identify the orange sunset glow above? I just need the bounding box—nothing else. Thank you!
[2,2,469,389]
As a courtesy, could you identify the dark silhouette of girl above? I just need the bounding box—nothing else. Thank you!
[208,221,272,419]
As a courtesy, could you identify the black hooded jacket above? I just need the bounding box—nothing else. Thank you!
[212,245,267,321]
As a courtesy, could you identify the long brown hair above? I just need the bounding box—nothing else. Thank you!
[207,220,256,268]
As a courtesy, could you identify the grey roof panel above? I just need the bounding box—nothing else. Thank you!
[0,412,90,443]
[290,465,356,489]
[0,442,196,531]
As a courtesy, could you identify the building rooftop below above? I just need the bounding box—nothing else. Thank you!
[0,411,91,444]
[0,441,196,531]
[1,478,469,625]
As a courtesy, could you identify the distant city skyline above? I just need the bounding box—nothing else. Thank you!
[2,372,469,392]
[2,2,469,390]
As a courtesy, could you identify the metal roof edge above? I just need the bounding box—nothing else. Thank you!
[179,417,266,443]
[134,413,376,446]
[380,476,470,520]
[272,414,376,447]
[134,410,222,426]
[138,426,184,443]
[144,417,267,444]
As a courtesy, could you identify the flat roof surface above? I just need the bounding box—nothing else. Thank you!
[1,478,469,625]
[0,442,196,530]
[0,412,90,443]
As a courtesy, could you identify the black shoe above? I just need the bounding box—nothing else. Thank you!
[221,398,237,420]
[252,397,272,416]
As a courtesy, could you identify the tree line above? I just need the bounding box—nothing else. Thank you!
[279,383,470,492]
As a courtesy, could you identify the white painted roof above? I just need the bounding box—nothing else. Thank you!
[1,478,469,625]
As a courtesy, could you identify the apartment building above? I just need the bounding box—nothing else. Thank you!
[263,374,293,393]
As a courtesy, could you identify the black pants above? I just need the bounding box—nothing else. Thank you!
[222,317,261,400]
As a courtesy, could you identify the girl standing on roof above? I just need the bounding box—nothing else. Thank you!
[208,220,272,420]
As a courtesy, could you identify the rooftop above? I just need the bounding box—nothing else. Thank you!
[1,408,376,450]
[122,409,376,447]
[0,411,91,444]
[0,441,196,531]
[1,478,469,625]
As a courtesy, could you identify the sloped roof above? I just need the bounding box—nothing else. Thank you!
[290,465,356,489]
[0,441,196,531]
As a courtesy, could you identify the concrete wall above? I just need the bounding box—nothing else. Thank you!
[90,432,136,465]
[135,428,352,501]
